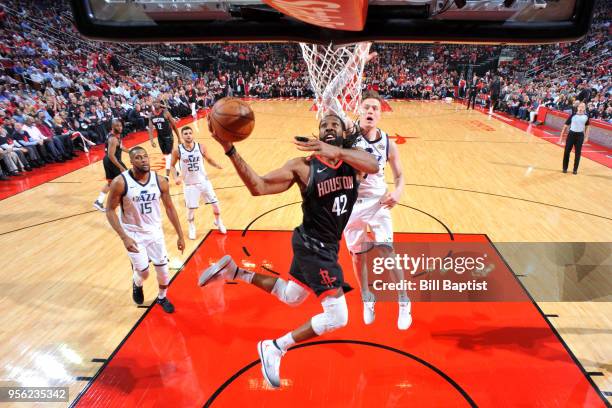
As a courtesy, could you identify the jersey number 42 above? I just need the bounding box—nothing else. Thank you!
[332,194,348,216]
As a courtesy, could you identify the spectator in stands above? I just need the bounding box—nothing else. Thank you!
[127,103,146,131]
[576,83,592,102]
[0,127,32,171]
[53,114,94,152]
[38,111,76,157]
[111,100,126,122]
[0,151,10,180]
[5,121,42,167]
[13,120,52,164]
[23,116,64,162]
[0,140,28,174]
[34,113,70,160]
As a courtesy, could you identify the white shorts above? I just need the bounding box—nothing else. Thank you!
[184,181,218,209]
[344,196,393,254]
[125,229,169,271]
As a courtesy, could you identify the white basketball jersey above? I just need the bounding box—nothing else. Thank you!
[178,143,208,185]
[120,170,163,233]
[354,129,389,198]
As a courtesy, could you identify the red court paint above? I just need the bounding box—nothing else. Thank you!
[73,231,606,407]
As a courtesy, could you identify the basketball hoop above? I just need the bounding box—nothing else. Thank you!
[299,42,371,122]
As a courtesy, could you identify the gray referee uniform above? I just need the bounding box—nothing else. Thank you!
[562,113,590,173]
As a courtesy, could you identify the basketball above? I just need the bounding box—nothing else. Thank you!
[209,97,255,143]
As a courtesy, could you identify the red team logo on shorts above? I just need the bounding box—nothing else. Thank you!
[319,269,336,288]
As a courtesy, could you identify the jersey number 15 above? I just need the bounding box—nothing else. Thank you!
[140,202,152,215]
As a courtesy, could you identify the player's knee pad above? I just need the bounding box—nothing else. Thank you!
[164,154,171,169]
[311,294,348,335]
[155,263,169,285]
[187,208,195,222]
[271,279,308,307]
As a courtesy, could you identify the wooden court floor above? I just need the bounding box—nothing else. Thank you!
[0,100,610,406]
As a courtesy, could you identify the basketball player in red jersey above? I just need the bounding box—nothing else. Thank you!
[198,114,378,388]
[94,119,128,211]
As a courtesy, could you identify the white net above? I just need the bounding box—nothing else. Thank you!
[299,42,371,122]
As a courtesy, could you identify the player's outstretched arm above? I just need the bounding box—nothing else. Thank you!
[159,175,185,253]
[380,140,404,209]
[209,130,302,196]
[230,149,301,196]
[294,138,378,174]
[201,143,223,169]
[105,176,138,253]
[170,148,181,184]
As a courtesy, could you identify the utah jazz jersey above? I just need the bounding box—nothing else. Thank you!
[353,129,389,198]
[301,156,359,243]
[151,110,171,138]
[120,170,162,233]
[178,143,207,185]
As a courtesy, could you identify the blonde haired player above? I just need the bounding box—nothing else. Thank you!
[171,126,226,239]
[343,89,412,330]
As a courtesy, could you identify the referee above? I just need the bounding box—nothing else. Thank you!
[467,75,478,110]
[559,102,590,174]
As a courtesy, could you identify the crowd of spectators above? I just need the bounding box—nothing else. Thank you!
[491,0,611,122]
[0,0,609,181]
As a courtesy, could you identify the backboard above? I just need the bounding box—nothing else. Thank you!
[70,0,595,44]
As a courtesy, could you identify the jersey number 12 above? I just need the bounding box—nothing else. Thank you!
[332,194,347,216]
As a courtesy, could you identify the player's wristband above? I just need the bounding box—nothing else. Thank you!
[225,146,236,157]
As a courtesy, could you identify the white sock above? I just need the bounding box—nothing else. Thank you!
[97,192,106,203]
[158,287,168,299]
[156,264,169,299]
[275,332,295,352]
[235,268,254,283]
